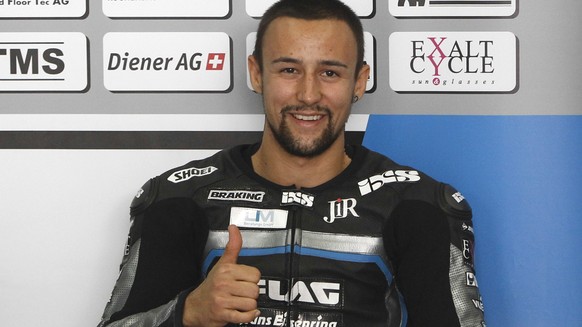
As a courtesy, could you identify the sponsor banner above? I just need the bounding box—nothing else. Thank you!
[389,0,517,17]
[246,0,374,17]
[389,31,517,92]
[246,32,376,92]
[102,0,229,18]
[0,32,87,92]
[0,0,86,18]
[103,32,231,92]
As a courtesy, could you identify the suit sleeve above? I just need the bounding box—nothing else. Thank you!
[384,183,485,327]
[97,178,209,327]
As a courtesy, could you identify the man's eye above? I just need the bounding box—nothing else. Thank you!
[323,70,338,77]
[281,68,296,74]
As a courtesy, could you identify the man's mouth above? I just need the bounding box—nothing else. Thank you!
[292,114,323,121]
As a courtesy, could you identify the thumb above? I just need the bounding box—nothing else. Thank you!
[220,224,243,264]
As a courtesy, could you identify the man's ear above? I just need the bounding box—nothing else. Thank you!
[354,63,370,100]
[248,55,263,94]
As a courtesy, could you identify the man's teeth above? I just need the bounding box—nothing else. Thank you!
[294,114,322,121]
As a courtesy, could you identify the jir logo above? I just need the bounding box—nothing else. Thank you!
[323,198,359,224]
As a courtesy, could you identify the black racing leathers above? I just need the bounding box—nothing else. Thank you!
[98,144,485,327]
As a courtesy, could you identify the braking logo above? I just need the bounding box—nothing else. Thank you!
[208,190,265,203]
[167,166,217,183]
[358,170,420,196]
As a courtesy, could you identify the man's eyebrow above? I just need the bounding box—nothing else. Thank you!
[319,60,348,69]
[271,57,301,65]
[271,57,349,69]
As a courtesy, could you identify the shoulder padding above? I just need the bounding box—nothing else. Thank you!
[438,183,472,220]
[130,177,159,216]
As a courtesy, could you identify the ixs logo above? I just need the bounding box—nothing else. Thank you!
[208,190,265,203]
[103,32,231,91]
[230,207,288,229]
[323,198,359,224]
[358,170,420,196]
[389,0,516,17]
[281,191,315,208]
[259,278,343,307]
[389,32,517,92]
[167,166,217,183]
[0,32,87,91]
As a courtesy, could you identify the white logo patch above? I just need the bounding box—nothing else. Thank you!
[323,198,359,224]
[208,190,265,203]
[230,207,288,229]
[167,166,217,183]
[358,170,421,196]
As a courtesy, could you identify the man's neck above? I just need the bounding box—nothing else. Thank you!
[251,137,350,189]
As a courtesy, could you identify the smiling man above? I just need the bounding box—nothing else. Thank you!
[98,1,485,326]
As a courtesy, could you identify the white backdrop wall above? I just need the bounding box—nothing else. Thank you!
[1,1,581,326]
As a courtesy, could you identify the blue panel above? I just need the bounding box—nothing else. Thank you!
[362,115,582,327]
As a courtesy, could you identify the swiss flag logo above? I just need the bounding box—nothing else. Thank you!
[206,53,226,70]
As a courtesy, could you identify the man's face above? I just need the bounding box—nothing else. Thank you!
[249,17,369,157]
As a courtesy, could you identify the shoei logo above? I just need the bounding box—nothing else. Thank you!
[389,31,517,92]
[208,190,265,203]
[0,32,87,91]
[358,170,421,196]
[389,0,516,17]
[0,0,86,18]
[167,166,217,183]
[103,32,231,91]
[103,0,229,18]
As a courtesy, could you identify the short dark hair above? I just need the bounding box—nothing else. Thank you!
[253,0,365,75]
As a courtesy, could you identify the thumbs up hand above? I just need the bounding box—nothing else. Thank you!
[182,225,261,327]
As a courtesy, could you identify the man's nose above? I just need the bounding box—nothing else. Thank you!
[297,74,322,105]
